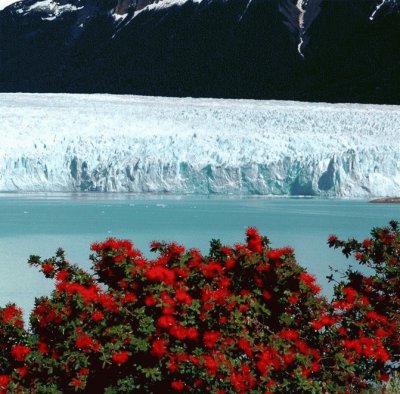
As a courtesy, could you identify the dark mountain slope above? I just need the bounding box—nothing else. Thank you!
[0,0,399,103]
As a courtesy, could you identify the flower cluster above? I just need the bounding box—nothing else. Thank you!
[0,224,399,393]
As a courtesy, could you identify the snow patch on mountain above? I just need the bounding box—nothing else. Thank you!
[369,0,400,20]
[0,0,18,10]
[1,93,400,196]
[124,0,201,24]
[279,0,323,57]
[112,11,128,21]
[370,0,387,19]
[14,0,83,17]
[137,0,202,13]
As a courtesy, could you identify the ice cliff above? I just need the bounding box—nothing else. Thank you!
[1,93,400,197]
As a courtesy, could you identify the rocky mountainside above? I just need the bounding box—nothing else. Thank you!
[1,0,399,103]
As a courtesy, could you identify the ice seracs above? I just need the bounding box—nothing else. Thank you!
[1,93,400,197]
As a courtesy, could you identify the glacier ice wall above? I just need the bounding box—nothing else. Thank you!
[1,93,400,196]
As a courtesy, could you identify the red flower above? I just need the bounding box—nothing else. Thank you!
[186,327,199,340]
[64,283,99,305]
[354,252,363,261]
[301,367,311,377]
[55,270,69,281]
[342,287,358,303]
[71,378,84,388]
[167,361,178,372]
[145,295,157,306]
[150,241,163,250]
[366,311,388,325]
[42,263,54,274]
[299,272,321,293]
[16,366,28,378]
[283,352,295,365]
[11,345,31,361]
[92,342,101,352]
[375,328,388,338]
[328,234,337,243]
[189,355,200,365]
[338,327,347,336]
[112,351,129,364]
[362,239,373,248]
[311,361,320,372]
[175,288,192,305]
[162,306,175,315]
[146,266,176,285]
[91,238,133,253]
[312,315,336,330]
[118,279,128,288]
[262,290,272,300]
[91,311,104,321]
[296,340,311,355]
[98,293,119,312]
[225,258,236,270]
[157,315,176,329]
[381,373,390,382]
[267,249,283,260]
[375,347,390,363]
[38,342,49,354]
[267,247,293,260]
[203,355,218,375]
[204,331,220,348]
[121,292,137,304]
[75,333,93,349]
[238,338,253,357]
[246,227,259,238]
[170,325,188,341]
[151,339,168,358]
[79,368,90,376]
[200,262,224,278]
[171,380,185,391]
[0,375,11,390]
[2,304,23,327]
[246,227,263,252]
[174,267,189,278]
[278,329,299,341]
[166,242,185,257]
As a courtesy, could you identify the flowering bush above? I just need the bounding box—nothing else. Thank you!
[0,224,399,393]
[327,220,400,388]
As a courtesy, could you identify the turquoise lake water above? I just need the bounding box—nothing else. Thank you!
[0,194,399,318]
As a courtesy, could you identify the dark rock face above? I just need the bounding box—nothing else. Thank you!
[115,0,133,14]
[0,0,399,103]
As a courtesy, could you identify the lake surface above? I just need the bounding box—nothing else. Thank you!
[0,194,399,318]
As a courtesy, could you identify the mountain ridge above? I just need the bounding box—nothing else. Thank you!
[1,0,399,103]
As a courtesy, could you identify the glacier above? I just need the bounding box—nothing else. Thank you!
[1,93,400,197]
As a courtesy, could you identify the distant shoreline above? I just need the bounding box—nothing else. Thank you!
[370,197,400,203]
